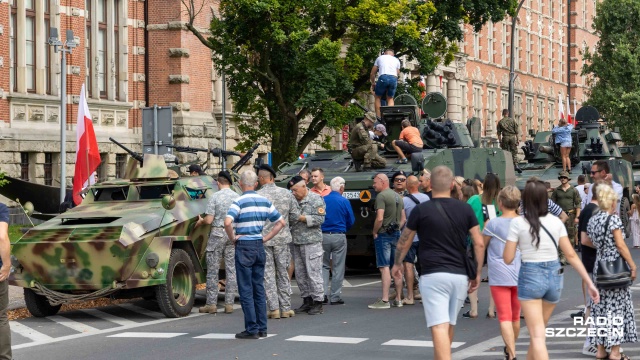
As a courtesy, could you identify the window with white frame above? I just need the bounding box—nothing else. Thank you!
[538,36,543,76]
[550,0,555,19]
[487,89,497,134]
[502,91,509,115]
[473,31,480,59]
[85,0,124,101]
[514,28,520,71]
[487,22,494,63]
[558,44,564,82]
[537,99,545,130]
[548,40,554,79]
[549,101,556,127]
[539,0,543,12]
[502,23,508,66]
[526,97,533,133]
[526,33,532,73]
[473,86,482,119]
[460,84,468,120]
[514,94,523,125]
[583,0,587,28]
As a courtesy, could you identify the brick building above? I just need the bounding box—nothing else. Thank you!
[0,0,598,190]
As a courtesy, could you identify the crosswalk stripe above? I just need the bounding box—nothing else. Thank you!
[193,333,277,339]
[107,332,186,338]
[382,339,465,348]
[79,309,138,327]
[47,315,100,333]
[286,335,368,344]
[10,322,53,342]
[116,304,164,319]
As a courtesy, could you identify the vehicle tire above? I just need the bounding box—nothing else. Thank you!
[24,288,61,317]
[621,196,631,237]
[155,248,196,318]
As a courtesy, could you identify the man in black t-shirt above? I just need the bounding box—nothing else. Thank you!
[392,166,484,360]
[0,204,12,360]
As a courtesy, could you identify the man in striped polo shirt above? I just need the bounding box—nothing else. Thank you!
[225,171,286,340]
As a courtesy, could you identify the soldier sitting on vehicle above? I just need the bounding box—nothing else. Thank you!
[348,112,386,171]
[391,120,423,164]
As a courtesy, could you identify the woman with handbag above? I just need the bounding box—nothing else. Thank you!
[584,184,637,360]
[504,179,599,360]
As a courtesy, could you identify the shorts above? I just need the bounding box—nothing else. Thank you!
[517,260,564,303]
[403,242,418,263]
[394,140,423,154]
[375,74,398,98]
[374,231,400,268]
[559,142,572,148]
[420,272,468,327]
[490,286,521,322]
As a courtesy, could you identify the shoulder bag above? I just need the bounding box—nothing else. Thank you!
[433,201,478,279]
[595,215,632,289]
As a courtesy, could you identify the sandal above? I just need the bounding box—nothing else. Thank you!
[610,353,631,360]
[487,311,497,319]
[462,310,477,319]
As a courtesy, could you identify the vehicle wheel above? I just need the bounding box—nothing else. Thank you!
[24,288,61,317]
[156,248,196,318]
[621,196,631,237]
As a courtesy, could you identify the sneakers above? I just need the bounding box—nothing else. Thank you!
[224,304,234,314]
[199,304,217,314]
[295,297,313,314]
[267,309,281,319]
[281,310,295,318]
[402,298,415,305]
[462,310,478,319]
[258,331,268,338]
[322,295,329,305]
[582,344,597,356]
[308,301,324,315]
[235,331,259,340]
[570,308,585,320]
[368,299,390,309]
[395,158,408,164]
[391,300,403,308]
[414,291,422,300]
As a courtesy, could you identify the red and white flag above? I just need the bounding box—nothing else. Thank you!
[558,93,565,121]
[73,84,101,205]
[566,96,573,125]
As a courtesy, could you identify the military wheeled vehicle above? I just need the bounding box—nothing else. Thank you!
[275,92,515,264]
[9,140,258,318]
[517,106,634,232]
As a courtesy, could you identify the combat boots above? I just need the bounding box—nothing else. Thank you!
[224,304,234,314]
[199,304,217,314]
[308,300,323,315]
[294,297,313,314]
[267,309,281,319]
[353,160,363,172]
[281,309,295,318]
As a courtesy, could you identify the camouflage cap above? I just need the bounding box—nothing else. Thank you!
[287,175,305,190]
[258,164,277,178]
[218,170,233,184]
[558,170,571,180]
[364,112,377,122]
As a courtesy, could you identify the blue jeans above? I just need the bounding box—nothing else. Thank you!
[235,240,267,334]
[374,74,398,98]
[518,260,564,303]
[374,231,400,268]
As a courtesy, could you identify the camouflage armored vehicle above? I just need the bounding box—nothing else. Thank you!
[274,92,515,263]
[9,141,257,318]
[618,144,640,186]
[518,106,634,231]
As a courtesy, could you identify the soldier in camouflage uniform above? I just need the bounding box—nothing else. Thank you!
[195,171,239,314]
[287,176,327,315]
[496,109,521,173]
[348,112,386,171]
[257,164,301,319]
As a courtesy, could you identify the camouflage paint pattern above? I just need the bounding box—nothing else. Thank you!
[9,154,220,294]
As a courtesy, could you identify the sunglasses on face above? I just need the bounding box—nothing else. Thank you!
[590,169,602,175]
[395,178,406,183]
[559,177,568,180]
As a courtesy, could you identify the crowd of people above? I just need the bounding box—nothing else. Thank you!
[198,159,639,360]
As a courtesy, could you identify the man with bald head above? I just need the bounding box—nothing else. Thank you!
[368,173,406,309]
[400,175,430,304]
[392,166,485,359]
[288,176,327,315]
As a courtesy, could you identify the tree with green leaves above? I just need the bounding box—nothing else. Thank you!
[582,0,640,143]
[184,0,516,166]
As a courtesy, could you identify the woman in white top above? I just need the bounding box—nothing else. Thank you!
[504,179,599,360]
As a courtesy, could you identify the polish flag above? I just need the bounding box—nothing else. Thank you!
[566,96,573,125]
[73,84,101,205]
[558,93,565,121]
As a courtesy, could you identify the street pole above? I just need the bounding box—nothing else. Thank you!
[221,70,227,170]
[49,28,76,205]
[508,0,526,121]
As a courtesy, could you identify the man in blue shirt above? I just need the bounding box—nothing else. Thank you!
[0,204,11,359]
[225,171,286,340]
[321,177,355,305]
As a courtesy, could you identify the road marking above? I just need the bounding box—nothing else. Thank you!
[116,304,165,319]
[10,322,53,342]
[342,280,352,288]
[286,335,368,344]
[47,315,100,333]
[12,312,206,350]
[107,332,187,338]
[382,339,465,348]
[349,280,381,288]
[79,309,138,327]
[194,333,277,339]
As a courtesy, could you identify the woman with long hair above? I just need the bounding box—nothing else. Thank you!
[628,193,640,248]
[504,180,599,360]
[464,173,501,319]
[552,118,574,173]
[483,186,522,360]
[584,184,637,360]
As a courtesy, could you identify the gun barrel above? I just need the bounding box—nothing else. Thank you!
[231,143,260,173]
[109,137,144,163]
[210,148,242,158]
[539,145,555,155]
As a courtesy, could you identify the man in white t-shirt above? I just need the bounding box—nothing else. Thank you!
[575,175,586,210]
[586,160,624,214]
[370,49,401,118]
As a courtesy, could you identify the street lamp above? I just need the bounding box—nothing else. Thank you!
[508,0,526,121]
[48,28,76,205]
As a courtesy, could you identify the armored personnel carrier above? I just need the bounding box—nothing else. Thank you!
[275,92,515,263]
[518,106,634,231]
[9,140,258,318]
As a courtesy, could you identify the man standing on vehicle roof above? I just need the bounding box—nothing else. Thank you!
[370,49,401,118]
[0,203,11,360]
[288,176,327,315]
[225,171,286,339]
[257,164,301,320]
[196,171,240,315]
[496,109,522,174]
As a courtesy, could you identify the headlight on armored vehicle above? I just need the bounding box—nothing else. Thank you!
[146,252,159,268]
[10,255,21,274]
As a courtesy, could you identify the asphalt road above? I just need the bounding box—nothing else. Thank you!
[10,251,640,360]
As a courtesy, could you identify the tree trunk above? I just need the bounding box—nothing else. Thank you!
[269,115,299,167]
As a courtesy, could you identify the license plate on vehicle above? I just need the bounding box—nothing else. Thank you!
[342,192,361,199]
